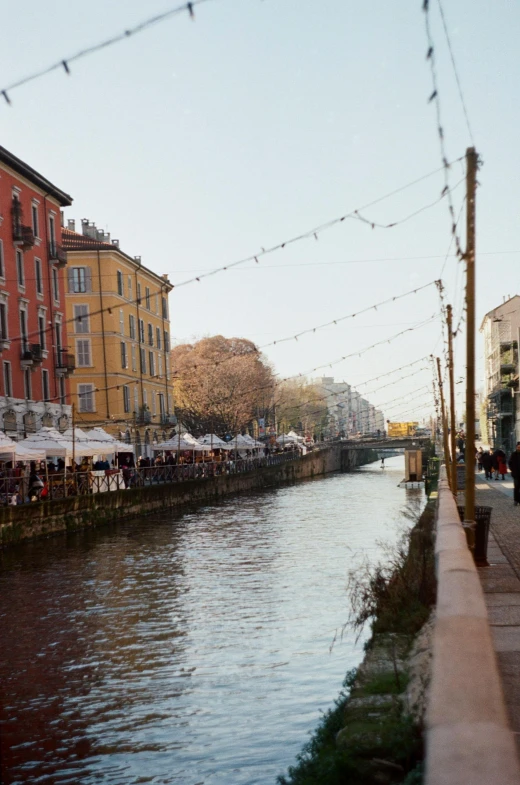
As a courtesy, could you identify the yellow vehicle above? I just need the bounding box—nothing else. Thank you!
[387,422,419,438]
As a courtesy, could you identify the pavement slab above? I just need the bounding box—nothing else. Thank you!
[469,475,520,751]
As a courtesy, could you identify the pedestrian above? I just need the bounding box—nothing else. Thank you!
[508,442,520,507]
[381,456,385,469]
[481,450,492,480]
[477,447,483,471]
[491,450,499,480]
[497,453,508,480]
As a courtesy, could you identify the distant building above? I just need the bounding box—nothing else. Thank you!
[62,220,174,455]
[317,377,350,437]
[0,145,73,437]
[480,296,520,452]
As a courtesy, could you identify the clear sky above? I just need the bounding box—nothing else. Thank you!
[2,0,518,424]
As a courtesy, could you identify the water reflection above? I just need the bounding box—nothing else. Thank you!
[0,456,423,784]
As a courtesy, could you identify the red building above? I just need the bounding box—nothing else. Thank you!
[0,146,74,437]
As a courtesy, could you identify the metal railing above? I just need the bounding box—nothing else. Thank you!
[0,451,301,505]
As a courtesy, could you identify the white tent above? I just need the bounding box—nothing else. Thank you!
[198,434,231,450]
[276,433,299,444]
[182,433,202,447]
[287,430,304,442]
[15,442,46,461]
[152,438,207,452]
[0,432,17,463]
[87,427,134,453]
[22,427,95,459]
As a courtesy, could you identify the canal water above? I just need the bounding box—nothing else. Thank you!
[0,456,424,785]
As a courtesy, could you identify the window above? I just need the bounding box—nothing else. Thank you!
[16,250,24,288]
[52,267,59,301]
[74,304,89,333]
[59,376,66,405]
[123,385,130,413]
[0,303,8,341]
[121,341,127,369]
[76,339,91,367]
[3,361,12,397]
[140,347,146,373]
[134,387,139,413]
[38,315,46,350]
[157,353,162,377]
[35,258,43,295]
[42,369,50,402]
[20,309,28,353]
[155,293,158,314]
[78,384,94,412]
[32,203,39,237]
[139,319,145,343]
[119,309,124,336]
[152,391,157,416]
[137,283,141,304]
[131,344,137,372]
[149,352,155,377]
[148,323,153,346]
[117,270,124,296]
[49,214,56,248]
[158,393,165,419]
[54,322,62,358]
[162,297,168,319]
[156,327,161,350]
[0,240,4,278]
[128,276,132,301]
[163,331,170,353]
[129,314,136,340]
[69,266,91,293]
[143,389,148,408]
[24,369,32,400]
[145,287,150,310]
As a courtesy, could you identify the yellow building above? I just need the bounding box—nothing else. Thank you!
[63,219,174,455]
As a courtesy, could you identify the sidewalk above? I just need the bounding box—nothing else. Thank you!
[472,473,520,753]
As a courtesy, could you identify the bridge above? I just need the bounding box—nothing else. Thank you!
[336,436,431,451]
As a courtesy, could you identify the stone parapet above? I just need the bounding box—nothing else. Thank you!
[425,468,520,785]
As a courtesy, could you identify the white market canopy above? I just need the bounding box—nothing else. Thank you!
[182,433,202,447]
[15,442,46,461]
[276,433,300,444]
[22,427,95,459]
[80,427,135,454]
[152,438,208,452]
[0,432,17,462]
[198,434,232,450]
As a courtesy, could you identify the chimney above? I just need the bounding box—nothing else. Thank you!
[67,219,76,232]
[112,239,119,247]
[134,256,142,265]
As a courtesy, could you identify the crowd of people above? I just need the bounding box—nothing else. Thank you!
[476,442,520,507]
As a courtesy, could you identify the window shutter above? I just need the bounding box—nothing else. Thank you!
[85,267,92,293]
[67,267,74,293]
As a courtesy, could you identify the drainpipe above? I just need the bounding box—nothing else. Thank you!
[96,249,110,418]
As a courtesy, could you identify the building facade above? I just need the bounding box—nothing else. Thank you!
[480,296,520,452]
[316,377,384,437]
[62,220,174,455]
[0,146,73,438]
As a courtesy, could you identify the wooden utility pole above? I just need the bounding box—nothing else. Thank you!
[446,305,457,494]
[465,147,478,522]
[437,356,451,488]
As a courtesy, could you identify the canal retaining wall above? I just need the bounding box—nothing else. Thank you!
[0,446,376,546]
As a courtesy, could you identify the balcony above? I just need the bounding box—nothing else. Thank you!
[161,413,177,426]
[136,409,152,425]
[21,343,43,368]
[48,242,67,268]
[56,350,75,376]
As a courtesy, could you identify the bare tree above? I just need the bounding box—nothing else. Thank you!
[171,336,275,436]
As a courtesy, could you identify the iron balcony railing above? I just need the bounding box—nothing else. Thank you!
[48,241,67,266]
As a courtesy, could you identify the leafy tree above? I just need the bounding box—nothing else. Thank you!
[276,379,329,437]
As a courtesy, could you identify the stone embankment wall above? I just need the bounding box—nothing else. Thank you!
[425,468,520,785]
[0,446,376,547]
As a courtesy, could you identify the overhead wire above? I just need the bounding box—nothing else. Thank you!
[1,0,209,104]
[436,0,475,145]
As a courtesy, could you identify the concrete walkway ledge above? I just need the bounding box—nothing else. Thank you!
[425,470,520,785]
